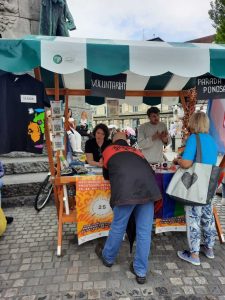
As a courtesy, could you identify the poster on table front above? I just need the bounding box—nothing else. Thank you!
[155,216,186,234]
[207,98,225,154]
[76,176,113,245]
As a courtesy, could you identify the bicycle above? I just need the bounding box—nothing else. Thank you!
[34,172,53,212]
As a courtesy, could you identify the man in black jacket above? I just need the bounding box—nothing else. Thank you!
[95,132,161,284]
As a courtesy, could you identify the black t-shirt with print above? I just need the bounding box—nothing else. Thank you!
[0,73,50,154]
[85,138,111,162]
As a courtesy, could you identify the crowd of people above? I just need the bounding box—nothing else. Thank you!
[1,106,224,285]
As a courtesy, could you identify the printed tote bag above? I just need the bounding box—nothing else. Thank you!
[166,135,221,206]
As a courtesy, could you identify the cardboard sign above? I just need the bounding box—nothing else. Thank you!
[91,72,127,99]
[196,75,225,100]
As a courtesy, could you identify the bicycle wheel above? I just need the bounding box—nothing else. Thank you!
[34,174,53,212]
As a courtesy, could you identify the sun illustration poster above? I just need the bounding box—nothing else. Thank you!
[76,175,113,245]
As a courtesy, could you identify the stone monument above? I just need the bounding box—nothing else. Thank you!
[0,0,41,38]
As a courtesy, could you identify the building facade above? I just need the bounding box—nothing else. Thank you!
[92,102,173,129]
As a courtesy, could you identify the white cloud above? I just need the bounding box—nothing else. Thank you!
[67,0,215,41]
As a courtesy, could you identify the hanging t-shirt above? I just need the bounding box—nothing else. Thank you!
[0,73,50,154]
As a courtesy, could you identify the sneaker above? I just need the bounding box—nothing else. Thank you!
[129,262,146,284]
[200,245,214,259]
[95,243,113,268]
[177,250,200,266]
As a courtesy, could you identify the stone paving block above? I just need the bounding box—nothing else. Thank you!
[17,286,33,296]
[59,283,73,292]
[211,269,221,276]
[107,279,120,288]
[26,278,40,286]
[169,278,183,285]
[73,282,83,290]
[3,288,18,298]
[13,279,26,287]
[201,262,211,269]
[19,264,30,271]
[88,266,98,273]
[181,286,195,295]
[207,285,223,295]
[46,284,59,293]
[42,256,53,263]
[82,281,93,290]
[165,263,178,270]
[194,285,208,294]
[57,268,68,275]
[93,280,106,289]
[46,269,57,276]
[195,276,208,285]
[66,274,78,282]
[78,274,89,282]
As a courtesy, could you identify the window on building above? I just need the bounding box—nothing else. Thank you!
[133,105,138,112]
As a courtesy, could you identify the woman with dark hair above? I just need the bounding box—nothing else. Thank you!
[85,123,111,167]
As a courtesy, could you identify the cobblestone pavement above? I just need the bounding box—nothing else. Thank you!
[1,200,225,300]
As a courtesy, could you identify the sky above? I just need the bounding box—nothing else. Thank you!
[67,0,215,42]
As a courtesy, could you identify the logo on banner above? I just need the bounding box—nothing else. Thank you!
[53,55,62,64]
[196,75,225,100]
[91,72,127,99]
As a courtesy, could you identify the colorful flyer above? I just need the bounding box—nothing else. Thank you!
[155,216,186,234]
[76,175,113,245]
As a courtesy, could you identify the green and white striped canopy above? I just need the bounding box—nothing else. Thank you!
[0,35,225,105]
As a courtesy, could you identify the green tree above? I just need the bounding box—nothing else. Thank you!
[209,0,225,43]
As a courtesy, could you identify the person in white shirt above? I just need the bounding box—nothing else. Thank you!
[138,107,170,163]
[67,118,83,154]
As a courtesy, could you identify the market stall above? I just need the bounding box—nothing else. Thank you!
[0,35,225,255]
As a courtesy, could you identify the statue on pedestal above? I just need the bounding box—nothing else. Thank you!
[39,0,76,37]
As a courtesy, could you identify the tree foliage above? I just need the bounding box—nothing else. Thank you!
[209,0,225,43]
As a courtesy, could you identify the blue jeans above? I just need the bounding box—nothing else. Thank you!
[102,201,154,277]
[185,204,216,253]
